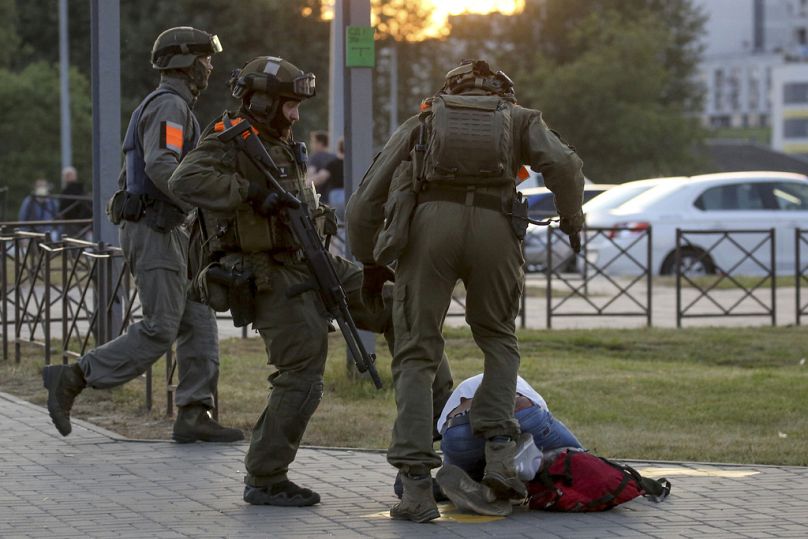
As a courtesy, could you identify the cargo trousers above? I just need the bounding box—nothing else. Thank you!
[78,218,218,408]
[244,254,453,487]
[388,189,524,476]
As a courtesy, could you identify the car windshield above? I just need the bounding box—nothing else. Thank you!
[613,182,687,214]
[583,184,654,213]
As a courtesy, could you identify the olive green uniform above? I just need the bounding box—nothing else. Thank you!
[78,76,218,409]
[168,115,453,488]
[346,107,585,476]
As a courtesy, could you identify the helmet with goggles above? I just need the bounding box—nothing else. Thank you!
[151,27,222,71]
[442,59,515,100]
[229,56,315,123]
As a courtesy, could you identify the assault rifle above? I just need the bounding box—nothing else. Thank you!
[217,118,383,389]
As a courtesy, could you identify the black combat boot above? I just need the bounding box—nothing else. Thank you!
[172,404,244,443]
[390,473,441,523]
[243,481,321,506]
[42,363,86,436]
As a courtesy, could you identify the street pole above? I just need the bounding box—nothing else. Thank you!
[90,0,122,337]
[329,1,345,153]
[59,0,72,170]
[341,0,376,374]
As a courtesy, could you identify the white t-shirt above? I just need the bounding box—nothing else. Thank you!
[436,374,548,433]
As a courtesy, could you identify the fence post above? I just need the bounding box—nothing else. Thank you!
[546,225,552,329]
[1,231,8,361]
[797,229,802,326]
[13,235,22,362]
[647,225,653,327]
[770,228,776,327]
[675,228,682,329]
[44,243,52,366]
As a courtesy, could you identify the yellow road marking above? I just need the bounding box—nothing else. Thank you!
[636,467,760,478]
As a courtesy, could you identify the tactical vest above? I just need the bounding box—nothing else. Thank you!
[122,88,199,206]
[202,116,321,256]
[422,95,515,186]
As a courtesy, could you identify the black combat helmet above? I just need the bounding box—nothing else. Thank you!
[151,26,222,71]
[442,59,515,100]
[228,56,316,123]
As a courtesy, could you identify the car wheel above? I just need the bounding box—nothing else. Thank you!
[660,248,716,276]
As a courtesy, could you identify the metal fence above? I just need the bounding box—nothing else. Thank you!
[0,228,184,415]
[675,228,776,327]
[545,225,653,328]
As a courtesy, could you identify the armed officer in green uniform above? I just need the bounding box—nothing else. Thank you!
[167,55,454,507]
[346,60,586,522]
[41,27,243,444]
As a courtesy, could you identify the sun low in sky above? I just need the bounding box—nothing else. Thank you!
[307,0,525,40]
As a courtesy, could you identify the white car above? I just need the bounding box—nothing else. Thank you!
[584,172,808,276]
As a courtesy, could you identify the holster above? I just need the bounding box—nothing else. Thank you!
[107,190,146,225]
[202,263,256,327]
[510,192,529,240]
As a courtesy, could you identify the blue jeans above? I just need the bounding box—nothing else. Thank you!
[440,405,582,481]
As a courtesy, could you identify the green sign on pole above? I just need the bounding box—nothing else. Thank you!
[346,26,375,68]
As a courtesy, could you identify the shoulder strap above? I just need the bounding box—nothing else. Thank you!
[411,110,430,192]
[601,457,671,502]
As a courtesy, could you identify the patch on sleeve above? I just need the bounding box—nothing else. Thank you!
[160,121,184,155]
[517,165,530,183]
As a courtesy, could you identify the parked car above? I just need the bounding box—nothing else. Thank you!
[523,184,616,272]
[585,171,808,276]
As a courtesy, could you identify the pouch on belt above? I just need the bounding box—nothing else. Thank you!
[373,160,416,265]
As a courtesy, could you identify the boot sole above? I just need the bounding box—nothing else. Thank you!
[172,433,245,444]
[482,472,527,501]
[390,507,440,523]
[42,367,71,437]
[437,465,512,516]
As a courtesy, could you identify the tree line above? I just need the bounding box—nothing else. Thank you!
[0,0,706,213]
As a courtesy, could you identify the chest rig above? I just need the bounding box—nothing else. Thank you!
[203,117,318,256]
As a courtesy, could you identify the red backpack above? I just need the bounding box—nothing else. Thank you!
[527,448,671,512]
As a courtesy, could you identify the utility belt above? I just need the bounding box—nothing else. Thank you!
[107,190,187,233]
[416,185,530,240]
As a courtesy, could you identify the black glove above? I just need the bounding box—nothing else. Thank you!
[361,264,396,313]
[247,184,300,216]
[559,216,583,254]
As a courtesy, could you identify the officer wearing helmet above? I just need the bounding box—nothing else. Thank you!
[168,56,455,507]
[42,27,243,444]
[345,59,585,522]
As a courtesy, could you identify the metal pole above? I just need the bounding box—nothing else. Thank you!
[770,228,776,327]
[647,226,653,327]
[676,229,682,328]
[797,229,801,326]
[546,226,552,329]
[389,41,398,137]
[343,0,376,371]
[90,0,121,247]
[329,0,346,152]
[1,234,7,361]
[59,0,72,170]
[90,1,122,338]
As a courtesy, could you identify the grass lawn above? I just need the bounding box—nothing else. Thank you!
[2,326,806,466]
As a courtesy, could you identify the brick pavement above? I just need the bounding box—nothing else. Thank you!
[1,390,806,539]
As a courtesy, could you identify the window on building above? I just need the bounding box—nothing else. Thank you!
[784,118,808,137]
[784,82,808,104]
[714,69,724,112]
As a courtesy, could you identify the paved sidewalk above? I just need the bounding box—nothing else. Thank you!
[1,391,806,539]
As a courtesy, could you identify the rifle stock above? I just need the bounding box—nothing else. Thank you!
[217,118,383,389]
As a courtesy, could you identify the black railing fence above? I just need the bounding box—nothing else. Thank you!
[676,229,776,328]
[3,222,805,418]
[546,225,653,329]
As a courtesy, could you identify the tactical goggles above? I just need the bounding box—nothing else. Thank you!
[234,72,316,99]
[154,33,222,59]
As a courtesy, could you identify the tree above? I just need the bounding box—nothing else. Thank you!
[0,62,92,211]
